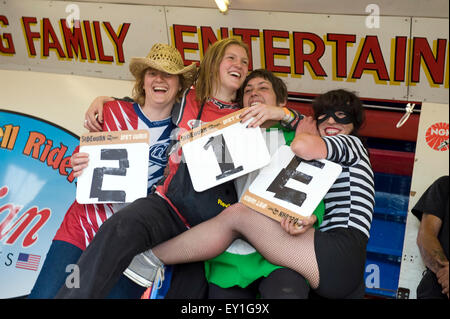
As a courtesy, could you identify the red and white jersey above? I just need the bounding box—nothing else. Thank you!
[54,100,175,249]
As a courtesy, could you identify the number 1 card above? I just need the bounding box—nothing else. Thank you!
[76,130,149,204]
[180,109,271,192]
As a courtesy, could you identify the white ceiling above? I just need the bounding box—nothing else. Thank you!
[67,0,449,18]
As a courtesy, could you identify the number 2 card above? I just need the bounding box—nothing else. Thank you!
[76,130,149,204]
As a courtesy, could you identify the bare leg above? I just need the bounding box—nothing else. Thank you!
[153,203,320,288]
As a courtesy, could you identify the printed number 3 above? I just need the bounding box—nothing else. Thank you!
[267,156,324,207]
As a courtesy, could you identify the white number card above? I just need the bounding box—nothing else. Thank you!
[241,145,342,224]
[76,130,149,204]
[181,109,271,192]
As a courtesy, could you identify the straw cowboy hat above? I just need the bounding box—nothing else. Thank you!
[129,43,197,85]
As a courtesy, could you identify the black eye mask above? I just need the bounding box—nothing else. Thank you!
[316,109,354,125]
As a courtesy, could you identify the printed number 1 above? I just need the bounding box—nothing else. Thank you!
[203,134,243,180]
[90,149,129,202]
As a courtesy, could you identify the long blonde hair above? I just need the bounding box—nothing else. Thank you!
[194,38,249,107]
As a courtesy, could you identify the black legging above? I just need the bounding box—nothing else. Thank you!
[55,194,191,298]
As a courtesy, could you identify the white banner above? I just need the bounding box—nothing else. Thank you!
[0,0,168,80]
[166,7,413,100]
[0,0,448,103]
[409,18,449,103]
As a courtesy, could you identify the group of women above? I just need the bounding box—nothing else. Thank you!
[29,37,374,299]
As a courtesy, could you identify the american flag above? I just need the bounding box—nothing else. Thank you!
[15,253,41,271]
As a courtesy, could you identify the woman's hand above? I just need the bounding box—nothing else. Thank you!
[240,104,285,128]
[280,214,317,236]
[84,96,114,132]
[70,152,89,178]
[295,115,320,136]
[290,116,326,160]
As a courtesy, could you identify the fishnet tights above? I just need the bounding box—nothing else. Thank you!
[152,203,320,289]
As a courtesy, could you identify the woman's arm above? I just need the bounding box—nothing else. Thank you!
[290,116,327,160]
[240,105,303,129]
[240,104,285,128]
[84,96,114,132]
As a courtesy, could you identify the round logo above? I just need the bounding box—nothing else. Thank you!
[425,122,449,151]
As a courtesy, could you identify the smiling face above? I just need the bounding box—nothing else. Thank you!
[142,67,181,107]
[317,111,355,136]
[242,77,280,107]
[216,44,249,99]
[312,89,364,137]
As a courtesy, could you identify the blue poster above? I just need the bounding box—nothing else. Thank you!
[0,110,79,298]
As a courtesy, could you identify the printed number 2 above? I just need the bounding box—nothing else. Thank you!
[203,134,243,180]
[90,149,129,202]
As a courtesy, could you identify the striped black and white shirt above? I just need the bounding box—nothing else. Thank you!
[320,134,375,238]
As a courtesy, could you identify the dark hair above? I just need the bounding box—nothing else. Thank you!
[237,69,288,106]
[312,89,365,136]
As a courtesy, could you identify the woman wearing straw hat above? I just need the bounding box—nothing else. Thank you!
[54,38,250,299]
[51,38,248,299]
[29,43,196,299]
[56,38,303,299]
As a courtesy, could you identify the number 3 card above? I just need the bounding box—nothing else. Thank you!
[180,109,271,192]
[76,130,149,204]
[241,145,342,224]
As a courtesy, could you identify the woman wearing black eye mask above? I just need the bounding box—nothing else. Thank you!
[313,89,365,137]
[142,89,374,299]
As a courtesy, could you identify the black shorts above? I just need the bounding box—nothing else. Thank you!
[314,227,368,299]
